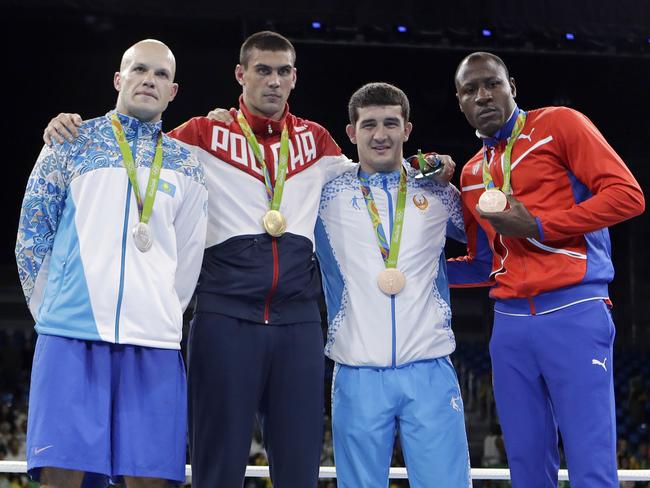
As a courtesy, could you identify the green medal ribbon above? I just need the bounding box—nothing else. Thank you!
[111,113,163,224]
[416,149,428,173]
[237,111,289,211]
[358,167,408,268]
[482,111,527,194]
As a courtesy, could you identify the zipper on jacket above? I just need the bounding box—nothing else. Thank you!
[115,130,139,343]
[263,236,280,324]
[381,176,397,368]
[114,182,132,343]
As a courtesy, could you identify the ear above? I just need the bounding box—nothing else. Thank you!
[345,124,357,144]
[456,92,464,113]
[290,67,297,89]
[169,82,179,102]
[235,64,245,86]
[510,77,517,98]
[114,72,121,92]
[404,121,413,141]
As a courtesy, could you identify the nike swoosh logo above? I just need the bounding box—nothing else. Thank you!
[34,445,54,454]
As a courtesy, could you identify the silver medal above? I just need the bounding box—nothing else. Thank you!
[132,222,153,252]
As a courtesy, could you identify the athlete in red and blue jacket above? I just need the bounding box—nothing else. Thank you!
[447,52,645,488]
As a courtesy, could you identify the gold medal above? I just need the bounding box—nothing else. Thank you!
[377,268,406,295]
[262,210,287,237]
[478,189,508,213]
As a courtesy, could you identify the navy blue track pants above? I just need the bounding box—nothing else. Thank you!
[188,313,325,487]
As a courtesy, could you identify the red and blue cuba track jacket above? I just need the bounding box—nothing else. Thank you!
[447,106,645,315]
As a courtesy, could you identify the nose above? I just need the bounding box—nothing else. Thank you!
[142,70,155,87]
[373,125,388,142]
[267,71,280,88]
[476,86,491,104]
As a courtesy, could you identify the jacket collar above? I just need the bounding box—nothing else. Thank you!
[476,106,520,148]
[106,110,163,139]
[237,96,290,136]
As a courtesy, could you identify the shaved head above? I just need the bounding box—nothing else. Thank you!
[114,39,179,122]
[120,39,176,78]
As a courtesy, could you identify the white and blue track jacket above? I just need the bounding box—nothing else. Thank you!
[316,163,465,367]
[16,111,208,350]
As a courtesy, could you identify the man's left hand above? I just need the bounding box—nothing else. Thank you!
[207,108,234,123]
[476,195,540,239]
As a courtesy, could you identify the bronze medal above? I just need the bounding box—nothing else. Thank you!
[478,189,508,213]
[377,268,406,295]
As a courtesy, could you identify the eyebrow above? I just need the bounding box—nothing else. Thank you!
[133,63,172,76]
[461,75,503,86]
[254,63,293,70]
[359,116,401,125]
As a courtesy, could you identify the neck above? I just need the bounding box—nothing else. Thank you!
[359,160,402,175]
[115,104,161,123]
[477,105,519,144]
[242,95,284,121]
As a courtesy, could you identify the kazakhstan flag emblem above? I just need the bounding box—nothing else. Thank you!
[158,179,176,197]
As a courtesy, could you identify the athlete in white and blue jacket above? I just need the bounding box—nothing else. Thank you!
[15,40,207,486]
[315,83,472,488]
[17,110,207,348]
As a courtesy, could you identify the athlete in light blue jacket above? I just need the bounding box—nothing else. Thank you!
[316,83,471,488]
[16,39,207,487]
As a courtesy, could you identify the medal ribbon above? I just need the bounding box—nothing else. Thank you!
[358,167,407,269]
[111,113,163,224]
[237,111,289,211]
[415,149,430,173]
[481,111,527,194]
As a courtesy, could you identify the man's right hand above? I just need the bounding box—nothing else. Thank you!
[43,113,83,146]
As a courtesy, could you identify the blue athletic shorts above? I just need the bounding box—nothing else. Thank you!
[26,334,187,485]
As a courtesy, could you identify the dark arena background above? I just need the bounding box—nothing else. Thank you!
[1,1,649,486]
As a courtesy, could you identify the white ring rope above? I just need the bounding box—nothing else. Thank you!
[1,462,650,481]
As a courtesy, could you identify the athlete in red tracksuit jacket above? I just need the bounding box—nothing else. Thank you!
[168,35,353,487]
[447,52,645,488]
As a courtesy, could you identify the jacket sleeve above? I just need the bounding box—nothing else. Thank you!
[16,144,69,315]
[173,167,208,312]
[174,152,208,310]
[442,183,467,244]
[315,126,356,184]
[534,108,645,241]
[168,117,206,147]
[446,184,495,288]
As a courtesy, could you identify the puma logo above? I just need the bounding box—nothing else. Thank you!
[518,128,535,141]
[592,357,607,372]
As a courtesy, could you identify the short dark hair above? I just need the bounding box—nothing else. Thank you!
[348,82,410,125]
[239,31,296,67]
[454,51,510,87]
